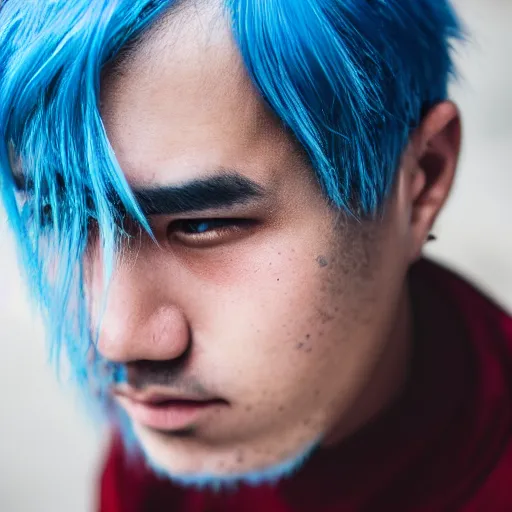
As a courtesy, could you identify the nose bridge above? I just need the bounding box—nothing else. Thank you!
[94,251,190,364]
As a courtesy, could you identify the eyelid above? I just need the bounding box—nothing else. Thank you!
[170,217,256,235]
[166,218,257,247]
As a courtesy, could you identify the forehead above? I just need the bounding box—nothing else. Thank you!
[100,4,298,189]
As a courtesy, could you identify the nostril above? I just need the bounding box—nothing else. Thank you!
[125,348,192,390]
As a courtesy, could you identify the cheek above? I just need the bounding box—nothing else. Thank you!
[193,245,356,398]
[193,246,321,341]
[198,253,386,446]
[186,241,319,352]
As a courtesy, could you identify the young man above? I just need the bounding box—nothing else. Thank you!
[1,0,512,510]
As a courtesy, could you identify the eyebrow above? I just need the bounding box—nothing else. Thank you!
[11,171,266,217]
[132,173,266,216]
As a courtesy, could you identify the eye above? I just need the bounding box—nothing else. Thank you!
[167,218,256,247]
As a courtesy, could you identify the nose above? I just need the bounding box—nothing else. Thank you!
[93,261,190,364]
[99,303,190,364]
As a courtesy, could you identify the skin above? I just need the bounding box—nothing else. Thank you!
[92,3,461,486]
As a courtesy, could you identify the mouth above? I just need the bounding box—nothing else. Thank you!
[114,393,228,432]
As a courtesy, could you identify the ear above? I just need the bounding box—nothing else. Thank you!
[405,101,462,262]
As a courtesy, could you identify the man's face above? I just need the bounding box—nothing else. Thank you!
[94,7,411,483]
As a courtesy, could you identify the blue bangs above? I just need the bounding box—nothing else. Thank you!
[0,0,171,388]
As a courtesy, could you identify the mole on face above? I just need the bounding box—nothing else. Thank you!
[316,255,329,268]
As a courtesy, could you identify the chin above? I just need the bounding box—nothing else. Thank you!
[114,408,322,492]
[139,436,323,492]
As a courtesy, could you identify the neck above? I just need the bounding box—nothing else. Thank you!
[322,282,413,447]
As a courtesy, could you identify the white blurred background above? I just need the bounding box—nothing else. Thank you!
[1,1,511,510]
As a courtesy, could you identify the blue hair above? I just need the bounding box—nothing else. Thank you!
[230,0,463,211]
[0,0,463,397]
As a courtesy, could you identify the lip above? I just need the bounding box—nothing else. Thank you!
[115,394,227,431]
